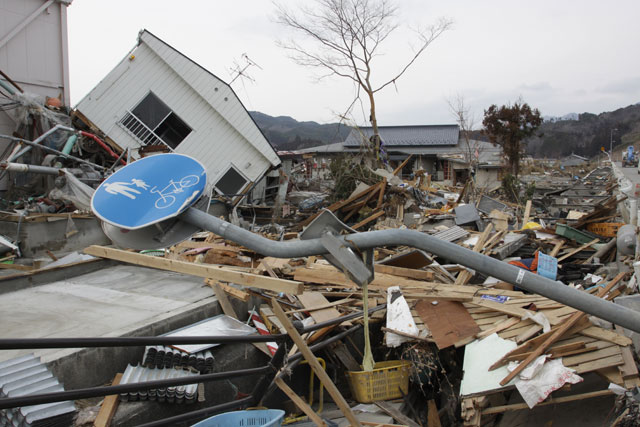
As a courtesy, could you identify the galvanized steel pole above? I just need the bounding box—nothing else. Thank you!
[182,207,640,334]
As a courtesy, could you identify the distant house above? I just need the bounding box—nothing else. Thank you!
[295,126,504,187]
[342,125,466,184]
[74,30,280,202]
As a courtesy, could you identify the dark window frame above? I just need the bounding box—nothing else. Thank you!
[125,91,192,149]
[213,164,249,196]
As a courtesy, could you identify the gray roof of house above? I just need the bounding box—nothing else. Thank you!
[296,141,346,154]
[343,125,460,147]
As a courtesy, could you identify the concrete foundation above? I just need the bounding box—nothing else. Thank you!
[0,215,110,257]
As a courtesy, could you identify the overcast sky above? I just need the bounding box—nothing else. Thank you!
[67,0,640,128]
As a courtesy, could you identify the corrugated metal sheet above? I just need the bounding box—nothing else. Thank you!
[431,225,469,243]
[119,365,199,404]
[142,346,214,374]
[0,354,76,426]
[343,125,459,147]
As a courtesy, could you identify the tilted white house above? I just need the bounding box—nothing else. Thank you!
[74,30,281,199]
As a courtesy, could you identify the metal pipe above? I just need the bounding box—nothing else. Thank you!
[0,334,285,350]
[0,69,23,93]
[106,148,128,174]
[0,79,15,96]
[0,305,385,350]
[0,161,63,176]
[0,365,270,410]
[0,134,106,170]
[289,323,363,366]
[79,131,126,165]
[182,207,640,334]
[60,134,77,155]
[7,124,75,162]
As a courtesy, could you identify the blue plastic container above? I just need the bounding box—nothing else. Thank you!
[191,409,285,427]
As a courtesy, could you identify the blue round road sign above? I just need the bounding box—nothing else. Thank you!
[91,153,207,230]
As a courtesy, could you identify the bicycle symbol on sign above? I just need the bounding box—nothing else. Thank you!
[150,175,200,209]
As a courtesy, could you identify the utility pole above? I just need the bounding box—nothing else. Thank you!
[610,128,618,158]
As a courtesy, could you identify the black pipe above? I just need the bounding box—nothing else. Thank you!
[0,365,270,410]
[0,334,287,350]
[300,304,385,333]
[289,323,363,366]
[0,305,385,350]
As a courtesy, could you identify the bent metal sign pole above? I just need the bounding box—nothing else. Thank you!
[92,154,640,335]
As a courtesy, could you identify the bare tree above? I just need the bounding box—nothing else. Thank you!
[448,94,480,166]
[275,0,452,161]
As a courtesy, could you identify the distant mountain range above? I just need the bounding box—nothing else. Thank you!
[249,111,351,151]
[251,103,640,159]
[526,103,640,158]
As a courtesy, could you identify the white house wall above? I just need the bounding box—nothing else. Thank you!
[140,31,280,168]
[75,39,273,185]
[0,0,71,135]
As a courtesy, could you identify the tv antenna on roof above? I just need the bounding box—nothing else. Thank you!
[229,53,262,85]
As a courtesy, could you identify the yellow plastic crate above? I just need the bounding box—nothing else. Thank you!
[346,360,412,403]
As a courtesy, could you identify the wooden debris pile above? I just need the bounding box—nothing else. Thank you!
[79,164,640,426]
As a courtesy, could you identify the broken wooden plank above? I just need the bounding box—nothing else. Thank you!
[353,209,385,230]
[204,279,250,302]
[300,184,381,227]
[285,297,354,314]
[615,326,639,379]
[549,240,565,257]
[373,264,434,281]
[427,399,442,427]
[476,317,520,339]
[331,341,361,371]
[381,327,434,343]
[481,390,613,415]
[84,245,303,294]
[455,224,493,286]
[580,326,632,346]
[498,272,625,385]
[94,373,123,427]
[374,401,420,427]
[271,298,362,427]
[376,178,387,209]
[260,305,286,334]
[557,238,600,263]
[275,376,327,426]
[297,292,350,326]
[392,154,414,176]
[209,282,238,318]
[522,200,532,226]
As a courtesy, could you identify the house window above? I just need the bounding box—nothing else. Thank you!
[215,165,248,196]
[119,92,191,149]
[443,160,452,180]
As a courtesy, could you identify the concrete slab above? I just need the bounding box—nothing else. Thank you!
[0,264,222,388]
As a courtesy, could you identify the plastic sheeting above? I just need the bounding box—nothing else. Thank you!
[385,286,419,347]
[48,170,95,212]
